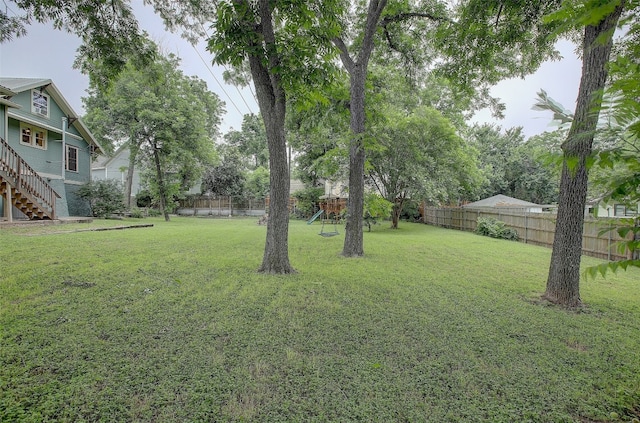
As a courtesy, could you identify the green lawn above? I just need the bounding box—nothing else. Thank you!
[1,217,639,422]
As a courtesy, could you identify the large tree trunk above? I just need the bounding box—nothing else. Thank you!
[257,96,293,274]
[342,66,367,257]
[152,144,170,222]
[124,144,137,208]
[251,0,294,274]
[544,2,624,307]
[337,0,388,257]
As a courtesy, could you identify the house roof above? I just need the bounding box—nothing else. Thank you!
[0,82,17,96]
[0,82,21,108]
[0,77,104,155]
[92,143,129,169]
[463,194,542,209]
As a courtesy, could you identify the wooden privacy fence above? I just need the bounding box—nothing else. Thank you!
[423,207,635,261]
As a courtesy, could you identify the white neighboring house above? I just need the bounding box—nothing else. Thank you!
[91,145,141,204]
[462,194,548,213]
[323,179,348,199]
[588,201,639,218]
[92,145,203,205]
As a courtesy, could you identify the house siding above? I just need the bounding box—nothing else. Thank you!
[7,118,62,177]
[64,135,92,184]
[92,148,143,202]
[65,183,90,216]
[1,79,96,219]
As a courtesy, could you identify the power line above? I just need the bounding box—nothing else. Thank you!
[197,22,258,111]
[221,62,259,105]
[191,44,245,116]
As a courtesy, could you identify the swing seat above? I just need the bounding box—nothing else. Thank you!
[319,231,339,237]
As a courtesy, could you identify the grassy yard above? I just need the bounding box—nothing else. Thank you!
[1,217,639,422]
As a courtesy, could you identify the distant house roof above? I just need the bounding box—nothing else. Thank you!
[0,77,104,155]
[463,194,542,209]
[92,143,129,170]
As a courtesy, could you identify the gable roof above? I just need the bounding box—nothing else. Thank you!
[92,143,129,169]
[0,77,104,155]
[0,82,21,108]
[463,194,541,209]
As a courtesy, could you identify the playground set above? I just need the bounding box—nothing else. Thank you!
[307,196,347,237]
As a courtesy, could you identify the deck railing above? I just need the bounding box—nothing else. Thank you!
[0,137,59,218]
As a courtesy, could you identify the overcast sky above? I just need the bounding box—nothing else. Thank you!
[0,4,582,139]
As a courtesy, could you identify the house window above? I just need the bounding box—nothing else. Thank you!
[614,204,638,217]
[66,145,78,172]
[19,123,47,149]
[31,90,50,118]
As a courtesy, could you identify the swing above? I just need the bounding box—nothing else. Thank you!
[319,217,340,237]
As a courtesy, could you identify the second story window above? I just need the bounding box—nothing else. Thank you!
[31,90,50,118]
[20,123,47,150]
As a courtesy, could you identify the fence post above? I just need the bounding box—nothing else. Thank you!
[608,222,612,261]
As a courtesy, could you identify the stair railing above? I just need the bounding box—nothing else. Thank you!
[0,137,59,219]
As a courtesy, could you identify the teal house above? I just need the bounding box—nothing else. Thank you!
[0,77,103,221]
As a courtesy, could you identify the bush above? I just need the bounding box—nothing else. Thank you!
[292,186,324,219]
[399,199,422,222]
[76,180,126,218]
[129,207,145,218]
[475,216,519,241]
[136,190,153,208]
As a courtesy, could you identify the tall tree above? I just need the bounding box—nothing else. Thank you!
[544,0,626,307]
[538,3,640,279]
[84,48,223,221]
[333,0,562,257]
[368,106,482,228]
[332,0,391,257]
[203,0,339,273]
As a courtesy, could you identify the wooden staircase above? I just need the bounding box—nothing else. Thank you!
[1,137,59,220]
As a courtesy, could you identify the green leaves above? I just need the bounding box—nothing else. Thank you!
[84,43,224,215]
[435,0,562,88]
[76,179,126,218]
[475,216,519,241]
[208,0,341,103]
[585,259,640,279]
[367,104,480,209]
[544,0,625,31]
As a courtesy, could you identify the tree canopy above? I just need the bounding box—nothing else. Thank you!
[84,44,223,221]
[1,0,156,88]
[224,114,269,171]
[368,106,482,228]
[469,124,560,205]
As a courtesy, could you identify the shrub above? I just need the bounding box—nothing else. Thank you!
[76,180,126,218]
[475,216,519,241]
[129,207,145,218]
[399,199,422,222]
[292,186,324,219]
[363,193,393,231]
[136,190,153,208]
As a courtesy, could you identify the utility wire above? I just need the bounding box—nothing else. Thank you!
[191,44,245,116]
[197,22,258,111]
